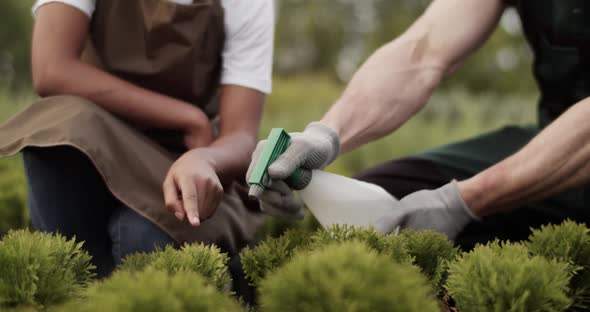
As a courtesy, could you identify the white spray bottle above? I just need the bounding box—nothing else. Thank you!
[248,128,400,229]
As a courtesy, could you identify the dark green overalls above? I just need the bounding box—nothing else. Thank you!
[355,0,590,250]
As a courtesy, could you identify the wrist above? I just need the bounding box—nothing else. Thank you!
[188,146,217,166]
[305,121,341,165]
[457,169,503,217]
[318,117,343,140]
[182,107,210,132]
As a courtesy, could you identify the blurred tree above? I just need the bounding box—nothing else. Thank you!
[274,0,536,95]
[0,0,34,91]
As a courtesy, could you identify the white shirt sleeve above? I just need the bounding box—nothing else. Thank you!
[32,0,96,17]
[220,0,275,94]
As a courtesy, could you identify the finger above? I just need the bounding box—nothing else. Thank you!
[178,176,200,226]
[261,192,302,215]
[374,212,405,235]
[196,178,209,221]
[268,140,307,180]
[262,181,303,216]
[267,179,295,196]
[246,140,266,182]
[284,168,312,190]
[163,174,185,221]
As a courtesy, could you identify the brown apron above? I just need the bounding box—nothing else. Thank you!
[0,0,264,248]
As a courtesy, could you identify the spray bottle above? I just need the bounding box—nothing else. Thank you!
[248,128,400,229]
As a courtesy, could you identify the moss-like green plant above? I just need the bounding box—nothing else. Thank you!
[256,209,321,239]
[60,269,241,312]
[446,241,572,312]
[310,225,413,264]
[0,230,95,308]
[3,306,38,312]
[0,158,28,236]
[117,252,153,272]
[259,241,438,312]
[400,229,458,291]
[240,229,311,286]
[527,221,590,308]
[118,243,230,291]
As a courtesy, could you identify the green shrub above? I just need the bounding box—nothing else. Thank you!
[400,230,458,290]
[0,157,28,236]
[240,229,311,286]
[256,209,321,239]
[259,241,438,312]
[118,243,230,291]
[527,221,590,307]
[310,225,413,264]
[117,252,153,272]
[3,306,38,312]
[446,241,572,312]
[0,230,94,308]
[60,269,241,312]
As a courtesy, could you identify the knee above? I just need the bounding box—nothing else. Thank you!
[109,207,175,262]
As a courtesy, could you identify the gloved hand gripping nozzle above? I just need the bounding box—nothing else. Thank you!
[247,128,309,199]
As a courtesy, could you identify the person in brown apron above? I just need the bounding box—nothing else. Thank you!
[0,0,275,281]
[249,0,590,251]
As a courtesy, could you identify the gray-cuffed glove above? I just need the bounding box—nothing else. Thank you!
[246,122,340,218]
[374,180,480,240]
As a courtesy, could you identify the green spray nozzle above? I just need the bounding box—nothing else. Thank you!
[248,128,306,199]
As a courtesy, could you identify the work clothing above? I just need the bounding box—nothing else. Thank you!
[516,0,590,125]
[32,0,274,94]
[23,146,175,277]
[0,0,268,273]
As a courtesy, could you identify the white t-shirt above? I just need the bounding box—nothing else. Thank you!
[32,0,274,94]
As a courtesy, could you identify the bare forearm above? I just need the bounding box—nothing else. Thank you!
[202,132,258,183]
[198,85,264,182]
[321,0,504,153]
[321,37,445,153]
[34,59,206,132]
[460,98,590,216]
[32,3,207,133]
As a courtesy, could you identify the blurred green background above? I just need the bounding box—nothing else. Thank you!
[0,0,538,233]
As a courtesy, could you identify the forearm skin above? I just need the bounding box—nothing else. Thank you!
[321,37,446,153]
[460,98,590,216]
[198,85,264,183]
[32,3,207,133]
[320,0,505,153]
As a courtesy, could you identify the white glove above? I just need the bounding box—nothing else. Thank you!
[246,122,340,218]
[374,180,480,240]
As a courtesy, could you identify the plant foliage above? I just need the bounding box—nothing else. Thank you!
[446,241,572,312]
[310,225,413,264]
[0,230,94,308]
[259,241,438,312]
[527,220,590,308]
[60,269,241,312]
[400,229,458,291]
[0,158,28,236]
[118,243,230,291]
[240,229,311,286]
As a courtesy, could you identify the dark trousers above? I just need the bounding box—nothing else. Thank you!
[23,146,175,277]
[355,157,589,251]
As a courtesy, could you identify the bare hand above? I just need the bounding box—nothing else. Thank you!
[163,149,223,226]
